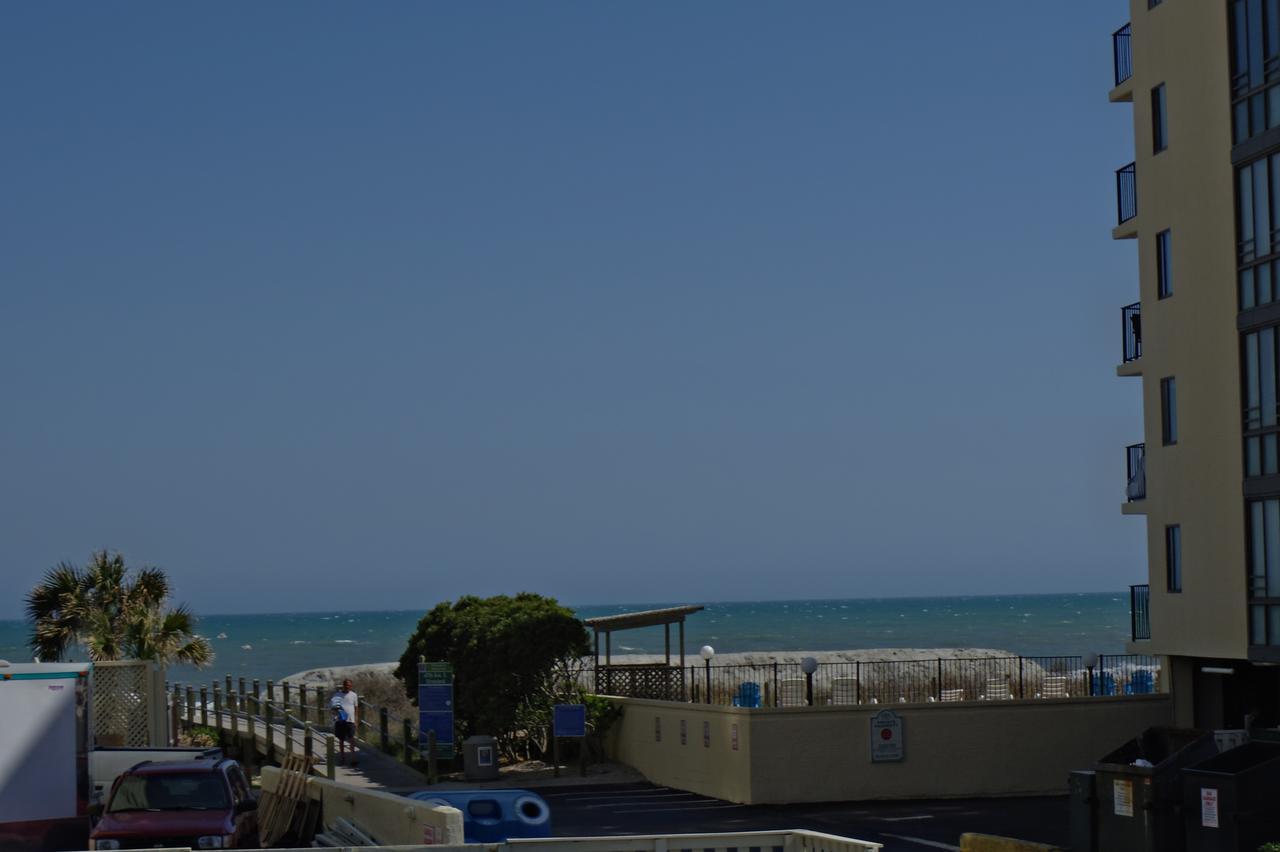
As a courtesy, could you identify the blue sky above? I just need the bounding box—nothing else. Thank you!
[0,2,1141,617]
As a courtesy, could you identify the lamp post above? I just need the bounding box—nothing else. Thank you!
[802,657,818,706]
[1084,652,1098,697]
[700,645,715,705]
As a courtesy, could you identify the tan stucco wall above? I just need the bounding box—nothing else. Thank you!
[610,696,1173,804]
[1122,0,1246,659]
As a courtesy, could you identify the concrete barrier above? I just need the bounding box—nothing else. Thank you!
[260,766,465,845]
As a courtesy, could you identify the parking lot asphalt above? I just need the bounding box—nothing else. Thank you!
[540,783,1071,852]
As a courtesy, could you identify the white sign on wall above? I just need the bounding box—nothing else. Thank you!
[869,710,904,762]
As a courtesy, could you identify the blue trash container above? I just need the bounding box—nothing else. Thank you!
[407,789,552,842]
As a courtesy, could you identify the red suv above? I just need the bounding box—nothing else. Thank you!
[89,758,258,850]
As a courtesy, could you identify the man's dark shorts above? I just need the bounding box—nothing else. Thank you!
[335,720,355,742]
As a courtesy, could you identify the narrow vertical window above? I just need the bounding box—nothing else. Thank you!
[1165,525,1182,592]
[1152,84,1168,153]
[1157,229,1172,298]
[1161,377,1178,445]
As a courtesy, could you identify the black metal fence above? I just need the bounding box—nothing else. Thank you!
[661,653,1163,708]
[1122,301,1142,363]
[1130,584,1151,641]
[1116,162,1137,225]
[1126,442,1146,501]
[1113,23,1132,87]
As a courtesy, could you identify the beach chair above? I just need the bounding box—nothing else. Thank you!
[940,687,965,702]
[982,676,1013,700]
[1039,675,1070,698]
[829,676,858,705]
[1092,671,1117,696]
[777,678,807,707]
[732,681,762,708]
[1126,670,1155,694]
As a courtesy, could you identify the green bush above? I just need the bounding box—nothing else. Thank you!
[1258,843,1280,852]
[395,593,590,759]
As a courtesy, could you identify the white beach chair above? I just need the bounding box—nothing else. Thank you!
[777,677,807,707]
[940,687,965,702]
[829,676,858,705]
[982,676,1013,700]
[1039,675,1070,698]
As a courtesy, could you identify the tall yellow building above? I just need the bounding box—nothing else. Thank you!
[1114,0,1279,729]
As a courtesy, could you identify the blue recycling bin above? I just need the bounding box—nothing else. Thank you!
[407,789,552,842]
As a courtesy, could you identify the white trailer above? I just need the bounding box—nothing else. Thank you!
[0,660,92,851]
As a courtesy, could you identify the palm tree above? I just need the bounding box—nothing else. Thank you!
[25,550,213,667]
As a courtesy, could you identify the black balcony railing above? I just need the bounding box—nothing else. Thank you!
[1117,163,1137,225]
[1114,23,1133,87]
[1122,302,1142,362]
[1126,442,1146,501]
[1131,584,1151,641]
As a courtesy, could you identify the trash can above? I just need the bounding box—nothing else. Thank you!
[1069,770,1098,852]
[1094,727,1218,852]
[1182,741,1280,852]
[407,789,551,842]
[462,734,500,781]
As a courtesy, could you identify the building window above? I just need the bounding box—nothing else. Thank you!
[1229,0,1280,144]
[1236,153,1280,309]
[1248,498,1280,646]
[1161,377,1178,445]
[1165,525,1182,592]
[1157,229,1173,298]
[1149,0,1162,7]
[1152,84,1168,153]
[1244,326,1280,476]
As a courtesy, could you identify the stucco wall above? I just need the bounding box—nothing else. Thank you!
[610,695,1174,804]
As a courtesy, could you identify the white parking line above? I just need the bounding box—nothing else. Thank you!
[880,834,959,851]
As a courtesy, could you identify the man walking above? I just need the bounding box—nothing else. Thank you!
[330,678,359,767]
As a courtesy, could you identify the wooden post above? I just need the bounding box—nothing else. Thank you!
[304,723,314,760]
[225,674,232,699]
[427,729,437,784]
[239,677,246,700]
[199,687,209,727]
[316,688,325,724]
[403,718,412,763]
[213,685,223,735]
[285,714,294,755]
[326,735,336,780]
[936,658,943,701]
[282,681,291,716]
[170,685,181,744]
[252,679,261,714]
[299,685,309,725]
[380,707,389,754]
[185,686,195,731]
[264,700,274,764]
[267,679,275,708]
[230,692,239,738]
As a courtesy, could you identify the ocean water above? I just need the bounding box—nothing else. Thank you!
[0,592,1132,683]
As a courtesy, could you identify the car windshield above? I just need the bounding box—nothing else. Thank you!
[107,772,229,812]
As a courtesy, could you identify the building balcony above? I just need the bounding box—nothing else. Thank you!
[1131,584,1150,641]
[1125,442,1146,506]
[1118,302,1142,376]
[1111,23,1133,102]
[1114,163,1137,238]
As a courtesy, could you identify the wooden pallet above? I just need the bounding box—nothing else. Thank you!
[257,753,317,847]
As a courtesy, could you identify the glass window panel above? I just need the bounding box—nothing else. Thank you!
[1242,166,1257,260]
[1249,436,1263,476]
[1248,332,1261,429]
[1256,158,1272,257]
[1252,0,1266,87]
[1269,85,1280,130]
[1267,499,1280,595]
[1237,102,1251,144]
[1261,262,1274,303]
[1267,432,1279,474]
[1263,328,1277,426]
[1271,607,1280,644]
[1153,85,1168,153]
[1242,267,1256,309]
[1268,0,1280,59]
[1162,378,1179,444]
[1157,230,1172,297]
[1252,500,1268,584]
[1255,94,1269,139]
[1254,606,1268,644]
[1236,1,1252,79]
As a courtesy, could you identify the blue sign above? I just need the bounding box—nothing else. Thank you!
[421,711,455,744]
[420,683,453,712]
[553,703,587,738]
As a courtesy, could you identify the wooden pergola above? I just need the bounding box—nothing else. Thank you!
[584,605,705,699]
